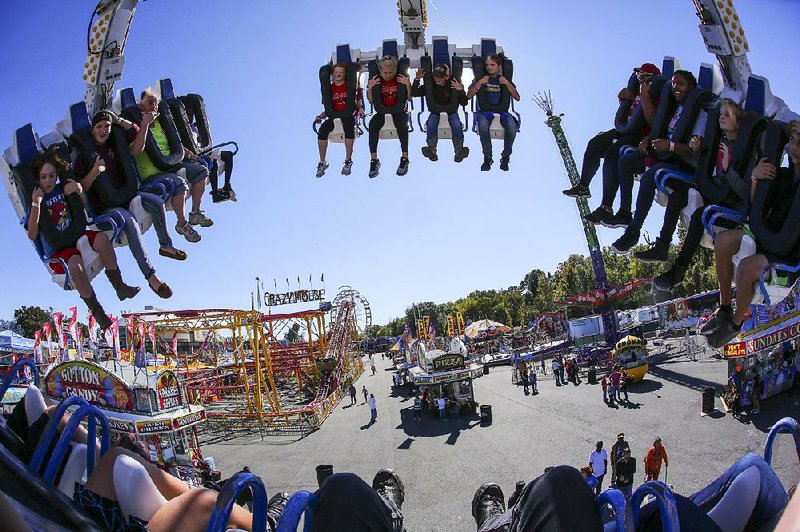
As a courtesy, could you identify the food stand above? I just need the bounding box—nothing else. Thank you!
[44,360,209,483]
[408,351,483,414]
[611,335,649,382]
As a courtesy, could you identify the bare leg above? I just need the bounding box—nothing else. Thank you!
[84,447,189,502]
[318,139,328,161]
[715,229,744,305]
[733,254,769,325]
[189,180,204,214]
[147,488,253,532]
[344,138,354,160]
[67,255,92,298]
[92,232,119,271]
[171,191,188,226]
[37,405,99,454]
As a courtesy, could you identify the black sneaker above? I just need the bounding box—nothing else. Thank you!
[373,469,405,510]
[211,190,229,203]
[634,239,670,264]
[603,210,632,229]
[397,157,410,176]
[707,319,741,348]
[612,230,640,255]
[699,307,733,336]
[481,156,493,171]
[653,265,686,291]
[585,206,613,225]
[454,146,470,163]
[507,480,526,508]
[421,146,438,161]
[369,159,381,178]
[563,184,591,198]
[500,156,510,171]
[266,491,289,531]
[471,483,506,529]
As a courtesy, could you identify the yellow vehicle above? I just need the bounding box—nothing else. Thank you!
[611,335,649,382]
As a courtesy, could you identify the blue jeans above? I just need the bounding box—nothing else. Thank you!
[618,483,632,499]
[370,408,377,422]
[438,408,445,420]
[137,191,172,248]
[426,112,463,142]
[603,147,645,212]
[476,112,517,158]
[96,207,155,280]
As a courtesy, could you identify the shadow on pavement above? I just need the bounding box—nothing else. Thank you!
[395,408,482,439]
[648,365,722,393]
[629,380,663,393]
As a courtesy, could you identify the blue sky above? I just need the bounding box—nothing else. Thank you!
[0,0,798,327]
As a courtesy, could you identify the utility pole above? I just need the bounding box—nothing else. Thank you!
[534,91,618,347]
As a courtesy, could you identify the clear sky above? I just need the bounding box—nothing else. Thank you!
[0,0,797,327]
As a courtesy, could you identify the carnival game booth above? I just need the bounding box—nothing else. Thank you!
[44,360,208,483]
[408,350,483,414]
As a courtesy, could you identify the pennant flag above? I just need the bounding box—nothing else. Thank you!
[53,312,64,349]
[321,273,324,283]
[60,345,70,362]
[137,321,145,345]
[171,332,178,355]
[33,330,42,364]
[68,306,78,344]
[42,322,52,360]
[134,341,146,367]
[76,327,84,359]
[112,317,121,357]
[148,323,156,352]
[104,321,115,357]
[286,278,290,290]
[127,317,135,346]
[297,275,301,288]
[87,312,98,352]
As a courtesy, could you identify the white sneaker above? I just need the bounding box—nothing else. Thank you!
[176,222,201,243]
[189,211,214,227]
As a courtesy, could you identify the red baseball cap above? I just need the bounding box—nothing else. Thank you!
[634,63,660,76]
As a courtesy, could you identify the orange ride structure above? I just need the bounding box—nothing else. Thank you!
[123,289,368,437]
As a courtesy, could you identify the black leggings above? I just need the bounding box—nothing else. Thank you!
[317,116,356,140]
[209,151,234,192]
[629,160,696,234]
[579,130,640,188]
[368,113,409,154]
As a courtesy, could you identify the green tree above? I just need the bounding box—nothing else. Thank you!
[13,306,52,338]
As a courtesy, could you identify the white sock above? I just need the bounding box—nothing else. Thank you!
[24,385,47,426]
[112,454,166,522]
[707,465,760,532]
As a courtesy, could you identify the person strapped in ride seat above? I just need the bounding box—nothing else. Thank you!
[412,63,470,163]
[367,55,412,178]
[315,61,364,178]
[183,104,237,203]
[131,88,210,243]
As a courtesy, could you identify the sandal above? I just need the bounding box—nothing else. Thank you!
[159,247,187,261]
[150,281,173,299]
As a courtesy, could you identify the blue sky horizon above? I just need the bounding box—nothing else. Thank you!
[1,1,798,328]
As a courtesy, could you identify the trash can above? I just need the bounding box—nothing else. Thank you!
[480,404,492,422]
[588,368,597,385]
[316,464,334,488]
[701,387,715,414]
[483,364,490,376]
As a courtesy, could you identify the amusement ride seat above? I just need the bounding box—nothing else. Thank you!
[470,38,520,139]
[368,39,414,140]
[415,36,468,140]
[315,44,364,144]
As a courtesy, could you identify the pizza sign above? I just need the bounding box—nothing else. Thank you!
[433,354,465,373]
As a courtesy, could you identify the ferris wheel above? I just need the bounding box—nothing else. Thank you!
[330,286,372,336]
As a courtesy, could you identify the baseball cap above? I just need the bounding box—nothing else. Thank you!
[433,63,449,77]
[634,63,660,76]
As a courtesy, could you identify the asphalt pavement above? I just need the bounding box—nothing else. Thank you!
[203,353,800,531]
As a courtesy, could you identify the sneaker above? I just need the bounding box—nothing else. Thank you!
[175,222,201,243]
[563,184,591,198]
[211,190,229,203]
[266,491,289,531]
[369,159,381,178]
[316,161,329,178]
[585,206,613,225]
[471,482,506,529]
[481,156,493,171]
[222,186,237,202]
[372,469,405,510]
[396,157,409,176]
[189,211,214,227]
[454,146,470,163]
[611,230,640,255]
[500,156,510,171]
[634,239,670,264]
[699,307,733,336]
[421,146,438,161]
[707,319,741,348]
[341,159,353,176]
[653,266,686,292]
[603,210,632,229]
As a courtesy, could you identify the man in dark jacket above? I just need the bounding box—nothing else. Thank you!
[615,446,636,499]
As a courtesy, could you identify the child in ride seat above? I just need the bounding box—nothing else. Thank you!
[315,61,364,178]
[467,54,521,171]
[412,63,470,162]
[26,151,138,330]
[704,121,800,348]
[367,55,412,178]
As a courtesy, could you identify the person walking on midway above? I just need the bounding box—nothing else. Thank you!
[437,395,447,420]
[368,394,378,423]
[349,384,357,405]
[413,395,422,421]
[644,437,669,481]
[362,386,369,405]
[610,433,629,486]
[552,358,562,386]
[615,446,636,499]
[588,441,608,496]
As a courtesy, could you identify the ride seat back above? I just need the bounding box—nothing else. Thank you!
[615,75,667,137]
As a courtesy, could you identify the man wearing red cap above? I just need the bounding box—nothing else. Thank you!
[564,63,660,207]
